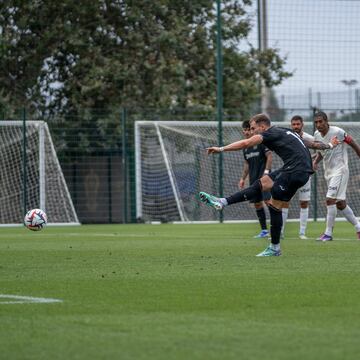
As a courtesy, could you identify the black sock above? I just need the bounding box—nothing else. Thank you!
[226,180,262,205]
[256,208,267,230]
[269,205,283,245]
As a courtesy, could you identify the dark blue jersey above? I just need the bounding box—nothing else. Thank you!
[261,126,313,174]
[243,144,270,184]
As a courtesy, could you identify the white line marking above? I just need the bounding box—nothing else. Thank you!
[0,294,63,304]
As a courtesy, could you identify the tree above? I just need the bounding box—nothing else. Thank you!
[0,0,291,118]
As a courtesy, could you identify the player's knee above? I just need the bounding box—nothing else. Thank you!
[260,176,273,192]
[300,201,308,209]
[336,200,346,210]
[254,202,263,209]
[326,198,336,206]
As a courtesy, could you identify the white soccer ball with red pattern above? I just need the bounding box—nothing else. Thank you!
[24,209,47,231]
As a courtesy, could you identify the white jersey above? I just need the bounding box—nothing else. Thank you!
[314,126,348,178]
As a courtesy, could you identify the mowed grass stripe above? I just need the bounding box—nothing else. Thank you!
[0,222,360,360]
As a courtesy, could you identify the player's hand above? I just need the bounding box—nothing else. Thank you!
[239,179,245,189]
[206,147,221,154]
[330,136,340,147]
[312,161,318,171]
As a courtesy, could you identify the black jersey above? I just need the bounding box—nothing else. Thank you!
[261,126,313,174]
[243,144,270,184]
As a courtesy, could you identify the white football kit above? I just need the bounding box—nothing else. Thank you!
[314,126,348,200]
[298,131,314,201]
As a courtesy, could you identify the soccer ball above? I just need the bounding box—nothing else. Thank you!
[24,209,48,231]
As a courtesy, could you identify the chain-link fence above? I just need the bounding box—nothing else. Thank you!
[1,107,360,224]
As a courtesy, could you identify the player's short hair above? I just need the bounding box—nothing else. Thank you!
[314,111,328,121]
[291,115,303,123]
[250,113,271,126]
[242,120,250,129]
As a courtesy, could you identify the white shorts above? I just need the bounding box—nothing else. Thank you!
[326,172,349,200]
[298,177,311,201]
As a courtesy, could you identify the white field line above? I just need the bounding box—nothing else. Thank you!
[0,294,63,304]
[273,237,360,242]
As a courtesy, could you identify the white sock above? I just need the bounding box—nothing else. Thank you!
[281,208,289,235]
[325,204,337,236]
[341,205,360,231]
[299,208,309,235]
[270,243,280,251]
[220,198,228,206]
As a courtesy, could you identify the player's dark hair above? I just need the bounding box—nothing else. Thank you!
[291,115,303,123]
[314,111,328,121]
[242,120,250,129]
[250,113,271,126]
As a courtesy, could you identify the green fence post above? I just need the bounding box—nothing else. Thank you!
[22,108,27,216]
[121,108,128,223]
[216,0,224,223]
[107,155,112,223]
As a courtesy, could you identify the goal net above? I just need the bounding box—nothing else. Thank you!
[135,120,360,223]
[0,121,79,225]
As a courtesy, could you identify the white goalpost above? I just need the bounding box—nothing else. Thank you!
[135,120,360,223]
[0,120,79,226]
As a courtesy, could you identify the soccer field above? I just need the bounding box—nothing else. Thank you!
[1,222,360,360]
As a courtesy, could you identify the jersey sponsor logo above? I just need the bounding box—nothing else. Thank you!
[245,151,260,159]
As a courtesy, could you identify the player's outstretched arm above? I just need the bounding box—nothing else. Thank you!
[206,134,263,154]
[303,136,340,150]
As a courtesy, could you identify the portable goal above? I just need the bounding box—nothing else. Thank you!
[0,121,79,225]
[135,120,360,223]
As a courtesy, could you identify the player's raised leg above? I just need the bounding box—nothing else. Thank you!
[198,192,225,210]
[199,178,264,211]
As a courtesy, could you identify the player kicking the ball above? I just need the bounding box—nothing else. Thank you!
[198,113,339,257]
[313,111,360,241]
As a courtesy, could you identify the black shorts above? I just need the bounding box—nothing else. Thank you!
[269,170,311,202]
[249,178,271,204]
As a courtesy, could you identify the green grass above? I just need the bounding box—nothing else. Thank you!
[1,221,360,360]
